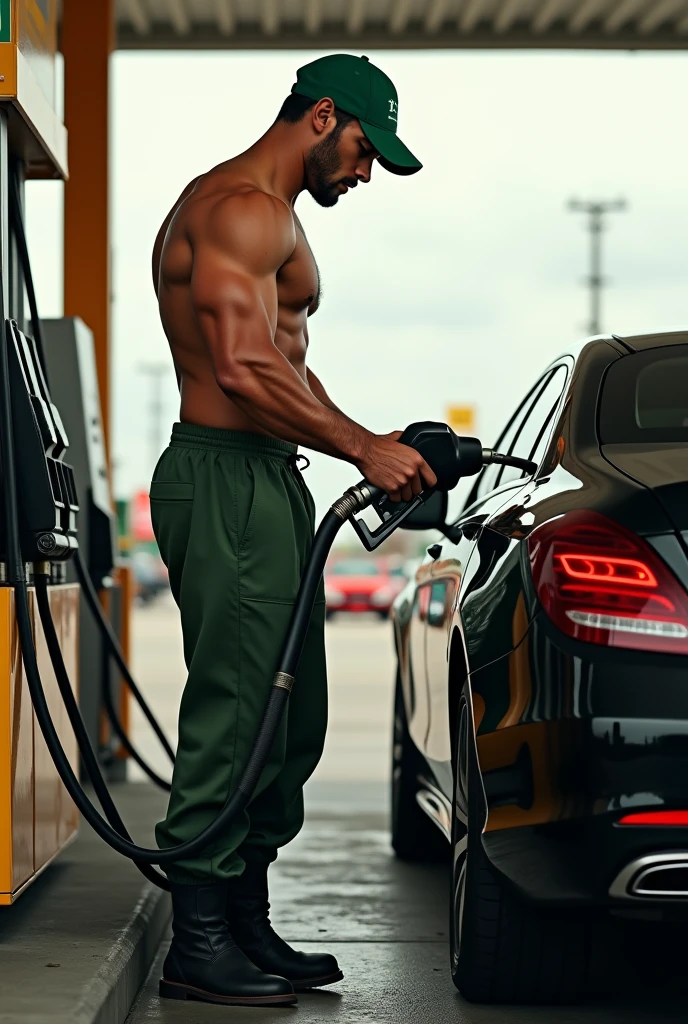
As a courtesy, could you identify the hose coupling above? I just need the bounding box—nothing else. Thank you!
[272,671,295,694]
[34,561,52,578]
[330,482,374,520]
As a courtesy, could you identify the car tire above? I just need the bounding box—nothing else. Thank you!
[325,609,335,621]
[378,610,389,621]
[450,692,603,1005]
[391,671,449,863]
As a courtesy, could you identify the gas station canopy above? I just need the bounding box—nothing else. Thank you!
[115,0,688,50]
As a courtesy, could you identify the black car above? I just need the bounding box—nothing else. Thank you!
[390,331,688,1004]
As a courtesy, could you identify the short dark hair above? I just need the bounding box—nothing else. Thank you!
[276,94,357,140]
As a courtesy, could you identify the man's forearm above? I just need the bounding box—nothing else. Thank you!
[221,351,372,463]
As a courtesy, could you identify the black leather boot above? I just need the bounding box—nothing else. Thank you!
[226,859,344,991]
[159,882,297,1006]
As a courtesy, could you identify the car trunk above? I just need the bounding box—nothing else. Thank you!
[601,444,688,533]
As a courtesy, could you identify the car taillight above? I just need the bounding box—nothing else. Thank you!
[527,510,688,655]
[619,811,688,826]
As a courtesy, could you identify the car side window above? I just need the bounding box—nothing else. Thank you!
[498,366,568,487]
[467,370,554,508]
[469,384,542,503]
[528,391,563,469]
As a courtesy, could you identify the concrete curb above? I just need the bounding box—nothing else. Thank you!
[71,884,171,1024]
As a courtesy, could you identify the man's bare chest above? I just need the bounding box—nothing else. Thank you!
[276,227,321,318]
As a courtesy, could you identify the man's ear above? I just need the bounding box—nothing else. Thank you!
[311,97,336,136]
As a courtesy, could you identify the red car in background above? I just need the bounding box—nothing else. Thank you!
[324,557,407,620]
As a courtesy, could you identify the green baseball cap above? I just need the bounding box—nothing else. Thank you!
[291,53,422,176]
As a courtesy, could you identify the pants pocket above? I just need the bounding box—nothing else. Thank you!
[149,482,195,596]
[235,460,257,550]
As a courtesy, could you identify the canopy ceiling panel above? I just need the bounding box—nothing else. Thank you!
[112,0,688,49]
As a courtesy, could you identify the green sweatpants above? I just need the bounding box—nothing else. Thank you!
[149,424,327,883]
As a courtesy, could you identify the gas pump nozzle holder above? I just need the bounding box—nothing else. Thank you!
[3,320,79,564]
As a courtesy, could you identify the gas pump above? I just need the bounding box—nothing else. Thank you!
[0,0,128,905]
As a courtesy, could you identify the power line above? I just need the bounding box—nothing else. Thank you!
[568,197,627,336]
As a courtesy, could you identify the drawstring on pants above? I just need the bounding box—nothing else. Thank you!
[287,453,311,502]
[287,454,310,472]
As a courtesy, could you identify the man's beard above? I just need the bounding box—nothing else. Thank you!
[305,133,355,208]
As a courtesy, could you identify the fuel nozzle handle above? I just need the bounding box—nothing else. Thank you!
[343,422,485,551]
[395,422,483,491]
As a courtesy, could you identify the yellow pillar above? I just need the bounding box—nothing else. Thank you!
[62,0,115,459]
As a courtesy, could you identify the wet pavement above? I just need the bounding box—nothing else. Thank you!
[125,782,688,1024]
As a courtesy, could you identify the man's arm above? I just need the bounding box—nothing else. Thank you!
[190,191,435,500]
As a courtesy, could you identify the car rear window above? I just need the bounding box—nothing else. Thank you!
[599,345,688,443]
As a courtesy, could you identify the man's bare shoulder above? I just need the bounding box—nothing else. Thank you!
[187,185,296,274]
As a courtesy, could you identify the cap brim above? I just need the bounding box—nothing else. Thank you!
[360,121,422,176]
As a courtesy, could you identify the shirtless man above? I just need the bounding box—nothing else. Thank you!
[150,54,435,1009]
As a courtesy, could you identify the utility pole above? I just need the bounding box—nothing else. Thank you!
[138,363,168,472]
[568,198,627,335]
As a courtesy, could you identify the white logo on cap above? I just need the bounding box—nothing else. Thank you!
[388,99,398,123]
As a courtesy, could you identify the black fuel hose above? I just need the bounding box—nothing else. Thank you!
[34,572,170,890]
[96,629,172,791]
[9,163,48,380]
[74,550,175,782]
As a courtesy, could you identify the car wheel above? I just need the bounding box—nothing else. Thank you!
[450,692,603,1005]
[378,610,389,621]
[325,609,335,621]
[391,671,449,863]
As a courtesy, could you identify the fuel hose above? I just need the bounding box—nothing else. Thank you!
[34,570,170,890]
[73,549,175,788]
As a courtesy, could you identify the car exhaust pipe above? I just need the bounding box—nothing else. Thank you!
[610,853,688,899]
[632,863,688,898]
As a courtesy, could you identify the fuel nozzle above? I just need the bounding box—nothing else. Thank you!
[481,448,538,477]
[395,421,484,490]
[394,423,538,487]
[343,421,539,552]
[344,421,486,551]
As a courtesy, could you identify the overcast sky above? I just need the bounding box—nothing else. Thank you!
[25,48,688,525]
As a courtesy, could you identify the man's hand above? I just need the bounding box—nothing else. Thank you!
[355,431,437,502]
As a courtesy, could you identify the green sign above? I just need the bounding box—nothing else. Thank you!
[0,0,10,43]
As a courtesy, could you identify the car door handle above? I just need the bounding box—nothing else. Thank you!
[427,543,442,560]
